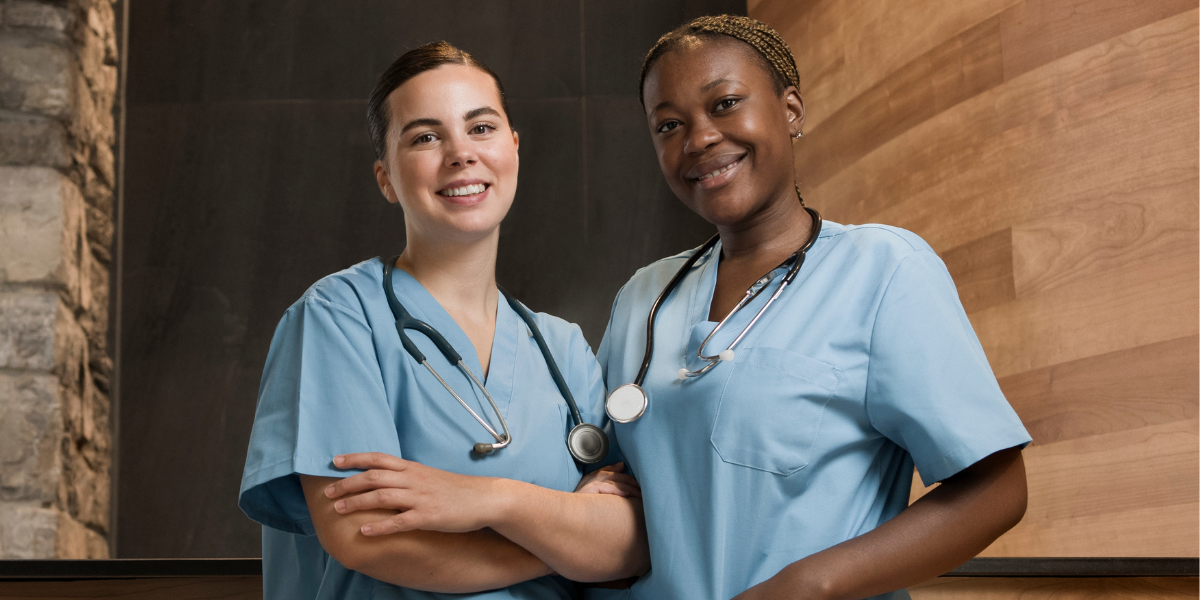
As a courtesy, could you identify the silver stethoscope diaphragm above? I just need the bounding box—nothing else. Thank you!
[605,383,648,424]
[605,208,822,424]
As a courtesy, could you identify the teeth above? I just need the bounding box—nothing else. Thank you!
[440,183,487,197]
[697,159,739,181]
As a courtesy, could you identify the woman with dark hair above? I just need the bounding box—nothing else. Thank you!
[238,42,648,599]
[593,16,1032,600]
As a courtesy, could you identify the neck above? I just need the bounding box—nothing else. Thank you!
[717,191,813,263]
[396,227,499,319]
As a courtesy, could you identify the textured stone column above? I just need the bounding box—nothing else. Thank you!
[0,0,117,559]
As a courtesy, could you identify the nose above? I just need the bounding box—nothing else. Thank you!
[443,137,479,168]
[683,118,722,155]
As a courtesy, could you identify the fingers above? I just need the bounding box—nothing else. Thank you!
[325,468,408,499]
[333,487,414,514]
[360,512,421,536]
[333,452,409,472]
[579,480,642,498]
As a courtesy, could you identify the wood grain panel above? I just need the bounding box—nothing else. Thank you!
[941,227,1016,313]
[0,577,262,599]
[970,248,1197,378]
[796,17,1005,189]
[1011,184,1199,298]
[999,0,1198,80]
[910,577,1199,599]
[1000,335,1199,445]
[757,0,1020,131]
[983,501,1200,557]
[814,11,1198,241]
[1020,418,1197,522]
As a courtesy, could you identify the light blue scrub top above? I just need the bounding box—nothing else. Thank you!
[594,222,1031,600]
[239,258,617,600]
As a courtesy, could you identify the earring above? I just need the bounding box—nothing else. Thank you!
[794,131,803,139]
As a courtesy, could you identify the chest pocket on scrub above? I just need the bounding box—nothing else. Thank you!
[710,346,840,476]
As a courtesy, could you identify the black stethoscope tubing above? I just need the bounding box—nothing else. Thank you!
[636,207,822,388]
[382,257,608,464]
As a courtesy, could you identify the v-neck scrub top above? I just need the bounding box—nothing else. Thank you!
[239,258,617,600]
[594,222,1031,600]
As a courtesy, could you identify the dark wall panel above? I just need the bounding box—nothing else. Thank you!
[119,0,744,557]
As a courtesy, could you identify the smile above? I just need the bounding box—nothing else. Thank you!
[438,183,489,197]
[688,154,746,189]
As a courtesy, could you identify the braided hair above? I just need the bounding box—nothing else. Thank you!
[639,15,806,205]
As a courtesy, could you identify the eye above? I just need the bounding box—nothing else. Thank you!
[656,120,680,134]
[715,97,740,112]
[470,123,496,135]
[413,132,436,145]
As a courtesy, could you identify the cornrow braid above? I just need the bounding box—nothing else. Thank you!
[639,14,806,205]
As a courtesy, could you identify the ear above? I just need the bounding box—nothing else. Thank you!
[374,160,399,204]
[784,86,805,137]
[511,129,520,168]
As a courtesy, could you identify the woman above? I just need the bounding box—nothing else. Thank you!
[238,42,648,599]
[594,16,1032,600]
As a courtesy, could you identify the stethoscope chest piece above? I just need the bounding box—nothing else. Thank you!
[567,423,609,464]
[606,383,648,424]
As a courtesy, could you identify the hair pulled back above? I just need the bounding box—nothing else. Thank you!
[638,15,800,106]
[368,41,510,160]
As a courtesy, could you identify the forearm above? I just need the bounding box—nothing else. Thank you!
[489,478,650,582]
[745,448,1027,600]
[301,475,551,593]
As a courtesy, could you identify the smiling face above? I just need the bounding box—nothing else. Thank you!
[642,37,804,230]
[374,64,519,244]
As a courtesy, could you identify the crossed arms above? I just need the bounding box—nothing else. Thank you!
[299,454,649,593]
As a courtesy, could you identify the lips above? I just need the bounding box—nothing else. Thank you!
[437,179,491,197]
[686,153,746,181]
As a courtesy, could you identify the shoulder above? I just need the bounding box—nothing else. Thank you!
[285,257,387,323]
[519,303,593,359]
[823,221,933,258]
[610,242,711,314]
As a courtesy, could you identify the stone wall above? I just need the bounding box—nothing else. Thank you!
[0,0,117,558]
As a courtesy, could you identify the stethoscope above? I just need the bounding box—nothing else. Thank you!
[605,207,822,424]
[383,257,609,464]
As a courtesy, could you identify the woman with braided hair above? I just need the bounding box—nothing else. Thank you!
[593,15,1031,600]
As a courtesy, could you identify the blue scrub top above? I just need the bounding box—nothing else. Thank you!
[594,222,1031,600]
[239,258,617,600]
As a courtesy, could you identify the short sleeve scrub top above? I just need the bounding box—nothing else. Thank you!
[594,222,1031,600]
[239,258,616,600]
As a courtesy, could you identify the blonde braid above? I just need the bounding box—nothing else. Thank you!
[639,15,806,205]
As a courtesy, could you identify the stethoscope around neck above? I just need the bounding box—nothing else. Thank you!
[382,257,608,464]
[605,207,822,424]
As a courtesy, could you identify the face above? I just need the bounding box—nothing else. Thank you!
[374,64,519,244]
[643,38,804,229]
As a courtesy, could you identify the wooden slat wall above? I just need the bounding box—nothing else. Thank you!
[750,0,1199,564]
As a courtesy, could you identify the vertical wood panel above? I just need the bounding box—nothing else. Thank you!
[753,0,1199,558]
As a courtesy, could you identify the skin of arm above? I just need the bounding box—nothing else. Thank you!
[734,446,1028,600]
[325,453,651,583]
[299,474,552,593]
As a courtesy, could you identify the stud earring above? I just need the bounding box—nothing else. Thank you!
[794,131,803,139]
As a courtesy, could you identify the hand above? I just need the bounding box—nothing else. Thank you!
[575,462,641,498]
[325,452,500,536]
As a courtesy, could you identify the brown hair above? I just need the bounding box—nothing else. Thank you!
[367,41,510,160]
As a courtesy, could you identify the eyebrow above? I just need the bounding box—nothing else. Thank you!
[701,77,733,92]
[650,78,737,113]
[464,106,501,121]
[400,118,440,134]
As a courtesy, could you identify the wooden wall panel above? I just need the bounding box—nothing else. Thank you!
[910,577,1199,599]
[752,0,1199,558]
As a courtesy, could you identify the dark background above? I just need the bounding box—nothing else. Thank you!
[118,0,743,558]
